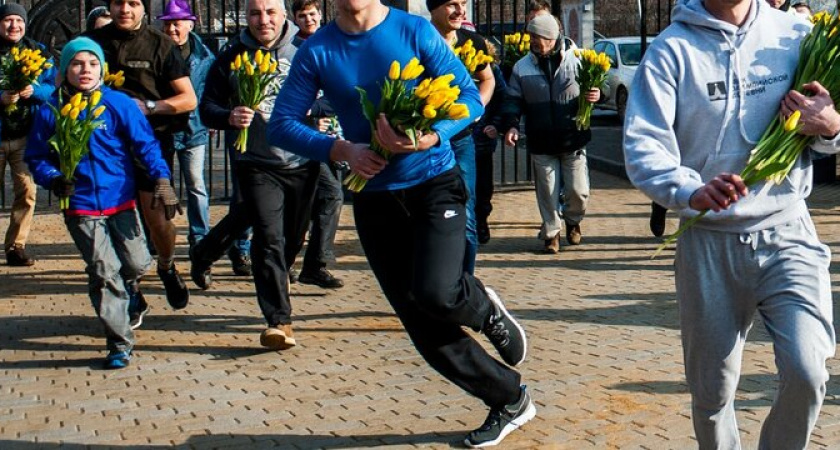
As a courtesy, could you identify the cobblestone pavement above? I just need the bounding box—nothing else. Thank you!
[2,170,840,449]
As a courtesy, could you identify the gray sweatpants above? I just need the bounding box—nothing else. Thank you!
[675,213,835,450]
[66,209,151,353]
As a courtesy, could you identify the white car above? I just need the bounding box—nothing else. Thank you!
[593,36,656,122]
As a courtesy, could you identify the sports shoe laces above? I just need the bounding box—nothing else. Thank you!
[485,313,511,347]
[477,408,503,432]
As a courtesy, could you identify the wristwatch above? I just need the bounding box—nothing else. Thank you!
[145,99,157,115]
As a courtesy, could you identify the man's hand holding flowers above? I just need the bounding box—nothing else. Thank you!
[228,105,255,129]
[329,139,387,180]
[780,81,840,138]
[374,113,440,154]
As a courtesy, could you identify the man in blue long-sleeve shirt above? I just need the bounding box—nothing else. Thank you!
[268,1,534,447]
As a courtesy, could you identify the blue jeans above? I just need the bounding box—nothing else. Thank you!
[451,134,477,274]
[176,145,210,246]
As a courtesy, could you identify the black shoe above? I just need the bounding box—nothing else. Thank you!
[650,202,667,238]
[158,264,190,310]
[6,245,35,266]
[298,268,344,289]
[128,290,150,330]
[288,268,298,284]
[188,245,213,290]
[228,251,252,277]
[478,222,491,245]
[464,386,536,448]
[482,287,527,367]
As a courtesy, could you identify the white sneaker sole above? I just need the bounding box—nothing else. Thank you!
[464,400,537,448]
[485,287,528,366]
[130,307,150,330]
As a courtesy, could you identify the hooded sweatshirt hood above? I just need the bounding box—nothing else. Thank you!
[622,0,835,233]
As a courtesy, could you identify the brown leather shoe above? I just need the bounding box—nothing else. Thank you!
[6,245,35,266]
[543,234,560,254]
[260,325,296,350]
[566,224,582,245]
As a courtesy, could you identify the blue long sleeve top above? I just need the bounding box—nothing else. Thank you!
[268,8,484,191]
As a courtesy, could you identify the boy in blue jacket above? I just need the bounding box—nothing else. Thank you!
[25,37,176,370]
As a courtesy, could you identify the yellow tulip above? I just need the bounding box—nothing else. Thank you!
[269,61,278,73]
[69,108,81,120]
[422,105,437,119]
[260,60,270,74]
[92,106,106,118]
[242,51,250,64]
[784,110,801,132]
[234,54,242,71]
[400,57,420,80]
[430,74,456,91]
[523,33,530,42]
[21,68,30,76]
[10,46,18,56]
[426,92,447,109]
[114,78,125,88]
[388,60,401,80]
[78,101,88,111]
[415,78,432,98]
[448,103,469,120]
[244,63,254,76]
[255,49,264,65]
[70,93,83,107]
[60,103,73,117]
[230,62,236,71]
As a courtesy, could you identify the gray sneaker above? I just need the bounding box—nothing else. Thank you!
[464,386,536,448]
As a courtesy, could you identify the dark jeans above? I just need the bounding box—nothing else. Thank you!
[301,162,343,272]
[475,135,496,228]
[353,168,521,408]
[193,161,319,326]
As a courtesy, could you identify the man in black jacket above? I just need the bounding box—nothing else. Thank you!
[86,0,197,312]
[190,0,318,351]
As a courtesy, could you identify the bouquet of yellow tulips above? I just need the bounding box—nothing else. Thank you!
[502,32,530,76]
[102,63,125,88]
[230,49,278,153]
[574,48,610,130]
[0,46,53,113]
[453,39,495,78]
[47,90,106,209]
[346,57,471,192]
[654,10,840,257]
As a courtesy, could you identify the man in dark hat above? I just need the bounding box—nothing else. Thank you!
[0,3,56,267]
[158,0,214,254]
[85,0,197,314]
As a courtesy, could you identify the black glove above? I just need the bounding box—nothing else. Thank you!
[150,178,182,220]
[50,176,75,198]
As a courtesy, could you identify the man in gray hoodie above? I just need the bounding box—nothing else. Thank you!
[624,0,840,448]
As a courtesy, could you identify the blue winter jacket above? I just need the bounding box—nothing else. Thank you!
[25,86,171,216]
[172,32,215,151]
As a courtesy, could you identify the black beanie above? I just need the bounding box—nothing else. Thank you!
[426,0,448,11]
[0,3,27,24]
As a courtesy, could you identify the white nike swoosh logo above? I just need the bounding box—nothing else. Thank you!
[444,210,458,219]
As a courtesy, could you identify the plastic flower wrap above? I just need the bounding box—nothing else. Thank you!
[574,48,610,130]
[0,46,53,113]
[346,57,471,192]
[102,63,125,88]
[47,90,106,209]
[453,39,495,78]
[230,49,278,153]
[502,32,530,76]
[654,10,840,257]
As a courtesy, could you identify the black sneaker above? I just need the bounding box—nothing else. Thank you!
[477,221,491,245]
[482,287,527,367]
[298,268,344,289]
[650,202,667,238]
[158,264,190,310]
[188,245,213,290]
[228,251,252,276]
[464,386,536,448]
[128,290,150,330]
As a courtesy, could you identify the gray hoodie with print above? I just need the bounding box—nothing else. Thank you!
[623,0,840,233]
